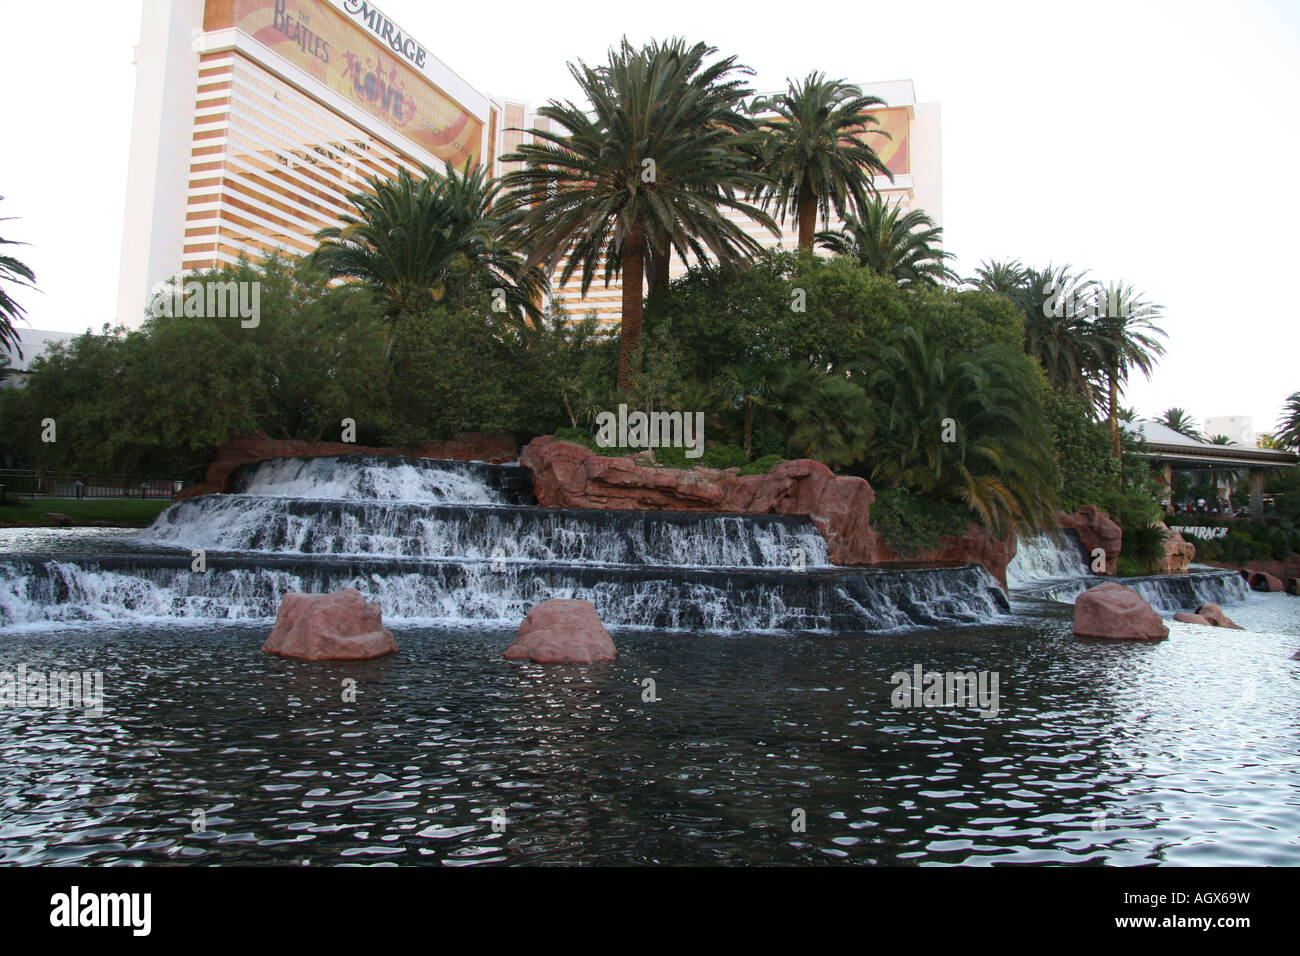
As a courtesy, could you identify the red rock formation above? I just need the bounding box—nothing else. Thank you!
[1249,570,1285,592]
[1156,522,1196,574]
[1073,581,1169,641]
[261,589,398,660]
[520,438,881,567]
[180,431,518,498]
[504,599,616,663]
[1195,603,1244,630]
[1056,506,1122,575]
[865,523,1019,589]
[1204,556,1300,583]
[1173,611,1213,626]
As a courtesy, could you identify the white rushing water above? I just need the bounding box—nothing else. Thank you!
[1005,529,1090,588]
[235,456,503,503]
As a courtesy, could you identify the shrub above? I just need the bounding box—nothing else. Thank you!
[870,487,973,556]
[740,454,785,476]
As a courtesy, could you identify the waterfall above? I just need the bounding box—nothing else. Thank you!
[0,456,1010,633]
[1005,529,1089,587]
[1008,529,1248,610]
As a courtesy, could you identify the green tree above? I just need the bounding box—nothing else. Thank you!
[0,198,37,358]
[968,258,1029,297]
[500,38,775,389]
[1157,407,1203,441]
[1275,390,1300,450]
[751,73,894,250]
[816,198,955,287]
[1089,280,1166,459]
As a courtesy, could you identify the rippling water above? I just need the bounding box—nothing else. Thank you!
[2,603,1297,866]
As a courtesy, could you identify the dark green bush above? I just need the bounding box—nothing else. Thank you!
[870,487,973,556]
[740,454,785,476]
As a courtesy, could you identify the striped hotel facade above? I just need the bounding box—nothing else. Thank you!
[116,0,941,329]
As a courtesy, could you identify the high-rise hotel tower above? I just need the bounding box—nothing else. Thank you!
[116,0,941,328]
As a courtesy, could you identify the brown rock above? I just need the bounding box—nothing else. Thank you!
[504,599,616,663]
[1057,506,1122,575]
[520,438,882,569]
[261,589,397,660]
[1249,571,1284,592]
[1173,611,1213,626]
[179,431,518,499]
[866,522,1018,589]
[1073,581,1169,640]
[1195,603,1244,629]
[1155,522,1196,574]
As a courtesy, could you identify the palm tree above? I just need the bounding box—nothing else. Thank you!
[1275,391,1300,450]
[751,73,894,250]
[717,359,782,460]
[968,258,1028,296]
[1157,407,1203,441]
[1256,432,1285,450]
[858,327,1058,533]
[1,198,37,359]
[815,198,956,287]
[1016,264,1105,408]
[313,161,541,334]
[775,363,874,468]
[1088,281,1166,459]
[499,38,776,389]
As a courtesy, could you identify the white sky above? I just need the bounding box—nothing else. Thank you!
[1,0,1297,432]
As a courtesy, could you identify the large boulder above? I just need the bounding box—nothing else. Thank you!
[1156,523,1196,574]
[520,438,880,567]
[179,431,518,498]
[504,599,616,663]
[1173,611,1213,626]
[1073,581,1169,640]
[1195,603,1244,629]
[1249,571,1284,592]
[262,589,397,660]
[1057,506,1122,575]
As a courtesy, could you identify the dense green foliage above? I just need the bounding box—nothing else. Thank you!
[869,488,974,556]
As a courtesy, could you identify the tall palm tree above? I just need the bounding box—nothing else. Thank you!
[1090,281,1166,459]
[751,73,894,250]
[968,258,1028,297]
[1275,390,1300,450]
[815,198,956,287]
[1157,407,1203,441]
[499,38,775,389]
[1,198,37,359]
[1016,264,1105,408]
[313,161,541,333]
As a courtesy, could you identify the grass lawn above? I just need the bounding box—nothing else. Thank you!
[0,497,173,527]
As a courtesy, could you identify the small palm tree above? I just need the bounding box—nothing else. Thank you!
[1157,407,1203,442]
[968,258,1029,296]
[1016,264,1105,409]
[1,198,37,359]
[776,363,874,468]
[314,161,540,335]
[815,198,956,287]
[717,359,783,460]
[751,73,894,250]
[1275,390,1300,450]
[500,38,775,389]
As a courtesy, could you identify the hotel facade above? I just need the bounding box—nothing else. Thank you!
[116,0,942,329]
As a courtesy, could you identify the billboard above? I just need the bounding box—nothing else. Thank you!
[230,0,483,168]
[871,107,910,177]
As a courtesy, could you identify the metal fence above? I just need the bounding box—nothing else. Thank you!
[0,469,185,501]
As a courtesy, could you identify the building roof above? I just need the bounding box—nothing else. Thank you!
[1126,420,1298,468]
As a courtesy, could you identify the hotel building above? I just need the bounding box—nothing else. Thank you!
[116,0,941,329]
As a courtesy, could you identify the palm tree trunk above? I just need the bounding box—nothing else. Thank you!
[618,220,646,391]
[797,189,817,251]
[1108,372,1121,461]
[743,398,753,460]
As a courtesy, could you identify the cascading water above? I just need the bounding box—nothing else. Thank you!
[0,456,1010,631]
[1007,529,1248,610]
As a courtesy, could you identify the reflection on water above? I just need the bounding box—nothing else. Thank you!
[2,607,1297,866]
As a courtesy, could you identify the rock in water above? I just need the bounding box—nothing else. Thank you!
[505,599,616,663]
[1195,603,1244,630]
[1073,581,1169,641]
[1249,571,1284,592]
[1173,611,1213,626]
[262,589,397,660]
